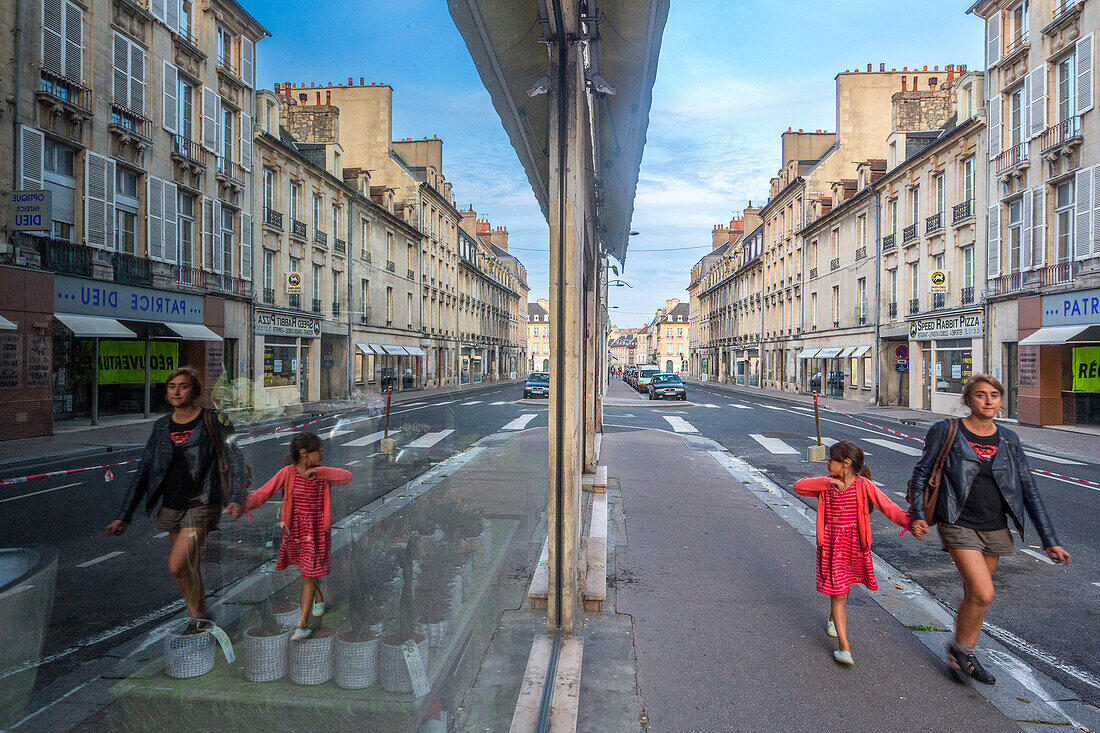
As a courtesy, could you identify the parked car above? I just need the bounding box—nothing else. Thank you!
[635,365,661,391]
[648,373,686,401]
[523,372,550,398]
[624,367,637,387]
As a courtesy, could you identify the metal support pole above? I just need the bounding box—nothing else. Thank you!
[91,338,100,426]
[143,338,151,417]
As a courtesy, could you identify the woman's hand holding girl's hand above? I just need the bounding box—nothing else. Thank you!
[1045,546,1072,564]
[225,502,242,520]
[910,519,929,539]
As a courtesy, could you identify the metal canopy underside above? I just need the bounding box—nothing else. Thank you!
[448,0,669,265]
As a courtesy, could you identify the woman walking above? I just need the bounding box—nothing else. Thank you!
[794,440,911,666]
[106,367,244,627]
[908,374,1071,685]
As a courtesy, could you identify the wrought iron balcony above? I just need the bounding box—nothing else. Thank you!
[1040,116,1083,153]
[882,234,896,251]
[177,265,204,287]
[313,230,328,247]
[172,135,208,167]
[312,298,323,314]
[263,287,275,304]
[209,272,251,298]
[925,212,943,234]
[995,142,1028,174]
[902,223,918,243]
[992,272,1026,295]
[216,158,247,186]
[386,260,396,273]
[263,207,283,230]
[829,258,840,271]
[291,219,307,239]
[855,246,867,260]
[334,238,347,255]
[933,293,946,309]
[110,104,152,140]
[909,298,920,315]
[289,293,301,309]
[332,300,341,318]
[36,237,91,277]
[407,269,416,280]
[217,54,238,78]
[1050,0,1082,26]
[952,199,974,224]
[1039,261,1076,287]
[38,68,93,115]
[1005,29,1029,58]
[112,251,153,286]
[962,286,975,304]
[888,301,898,318]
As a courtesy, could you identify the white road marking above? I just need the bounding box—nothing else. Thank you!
[153,531,170,539]
[76,550,124,568]
[729,404,753,409]
[1024,451,1085,466]
[0,481,83,504]
[460,400,482,406]
[662,416,698,433]
[1093,582,1100,589]
[894,491,907,498]
[323,428,354,439]
[788,405,814,413]
[1018,547,1056,565]
[808,436,838,446]
[401,402,426,407]
[1033,471,1100,493]
[0,584,34,600]
[342,429,401,447]
[749,433,798,455]
[491,401,511,405]
[406,429,455,448]
[702,403,720,408]
[503,414,538,431]
[762,405,786,411]
[431,400,454,406]
[240,432,288,446]
[865,438,923,456]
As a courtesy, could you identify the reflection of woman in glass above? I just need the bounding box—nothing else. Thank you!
[107,367,244,628]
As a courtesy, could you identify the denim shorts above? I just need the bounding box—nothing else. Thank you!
[938,523,1014,556]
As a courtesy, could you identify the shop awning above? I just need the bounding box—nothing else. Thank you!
[163,323,222,341]
[852,344,873,356]
[381,344,407,355]
[403,345,426,356]
[817,347,844,359]
[796,348,820,359]
[55,314,136,338]
[0,315,16,331]
[1019,325,1100,345]
[838,346,857,358]
[367,343,384,355]
[355,342,373,355]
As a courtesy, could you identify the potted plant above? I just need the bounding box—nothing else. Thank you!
[380,524,429,694]
[335,537,396,689]
[164,618,216,679]
[243,596,292,682]
[288,615,335,686]
[415,544,456,647]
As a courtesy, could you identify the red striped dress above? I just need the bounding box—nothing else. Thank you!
[816,486,877,595]
[275,472,330,578]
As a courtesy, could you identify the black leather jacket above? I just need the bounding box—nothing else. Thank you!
[908,419,1060,548]
[116,409,245,523]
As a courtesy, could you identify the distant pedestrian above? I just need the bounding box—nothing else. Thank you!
[794,440,911,667]
[244,431,352,639]
[908,375,1070,685]
[106,366,246,629]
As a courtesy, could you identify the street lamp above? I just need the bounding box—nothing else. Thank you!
[609,279,632,288]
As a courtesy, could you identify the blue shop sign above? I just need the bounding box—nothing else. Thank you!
[54,275,204,324]
[1042,287,1100,327]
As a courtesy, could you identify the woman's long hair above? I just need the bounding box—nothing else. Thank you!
[285,431,323,466]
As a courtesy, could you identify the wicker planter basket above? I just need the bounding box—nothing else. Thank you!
[164,620,215,679]
[288,628,334,686]
[379,635,429,694]
[243,626,291,682]
[273,603,301,630]
[334,631,380,689]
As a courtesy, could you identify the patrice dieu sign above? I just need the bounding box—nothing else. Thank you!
[54,275,205,324]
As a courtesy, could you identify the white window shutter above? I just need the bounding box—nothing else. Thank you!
[150,0,166,23]
[987,205,1001,278]
[1093,165,1100,257]
[1029,67,1045,138]
[85,152,108,248]
[1077,34,1093,114]
[166,0,179,35]
[202,86,218,151]
[148,176,164,260]
[988,96,1001,161]
[130,43,145,115]
[213,199,223,272]
[1032,187,1045,268]
[64,1,82,82]
[1075,167,1092,260]
[1023,72,1031,142]
[163,62,178,133]
[202,196,214,269]
[163,182,178,264]
[241,213,253,281]
[42,0,63,75]
[986,13,1001,69]
[241,38,254,88]
[112,34,129,109]
[1021,189,1033,272]
[240,113,252,171]
[19,126,44,190]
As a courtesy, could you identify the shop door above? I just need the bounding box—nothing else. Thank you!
[922,345,932,411]
[1004,343,1018,418]
[300,344,310,402]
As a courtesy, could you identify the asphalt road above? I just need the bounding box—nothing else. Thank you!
[604,377,1100,709]
[0,380,550,693]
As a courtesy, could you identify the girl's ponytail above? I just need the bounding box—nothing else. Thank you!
[859,464,873,481]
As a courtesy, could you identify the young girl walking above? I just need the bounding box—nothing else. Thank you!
[794,440,910,666]
[246,432,351,639]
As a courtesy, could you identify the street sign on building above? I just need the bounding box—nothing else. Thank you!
[894,344,909,360]
[286,272,302,294]
[929,270,948,294]
[9,190,51,232]
[909,311,983,340]
[895,359,909,372]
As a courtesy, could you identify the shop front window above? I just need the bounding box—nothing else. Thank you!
[935,338,973,394]
[263,338,298,387]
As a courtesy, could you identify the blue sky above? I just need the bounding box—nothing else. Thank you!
[254,1,983,328]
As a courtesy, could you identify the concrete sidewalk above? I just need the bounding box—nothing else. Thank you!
[586,426,1098,732]
[691,378,1100,464]
[0,378,520,470]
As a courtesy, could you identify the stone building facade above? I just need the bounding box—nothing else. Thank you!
[527,298,550,372]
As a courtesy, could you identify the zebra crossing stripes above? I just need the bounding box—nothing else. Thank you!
[749,434,798,454]
[405,429,455,448]
[663,416,698,433]
[460,400,482,406]
[503,414,538,431]
[729,403,753,410]
[864,438,923,457]
[342,429,401,447]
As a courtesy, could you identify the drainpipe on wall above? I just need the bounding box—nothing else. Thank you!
[347,202,353,398]
[872,187,883,406]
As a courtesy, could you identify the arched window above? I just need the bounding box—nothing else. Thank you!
[665,360,673,373]
[542,359,550,371]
